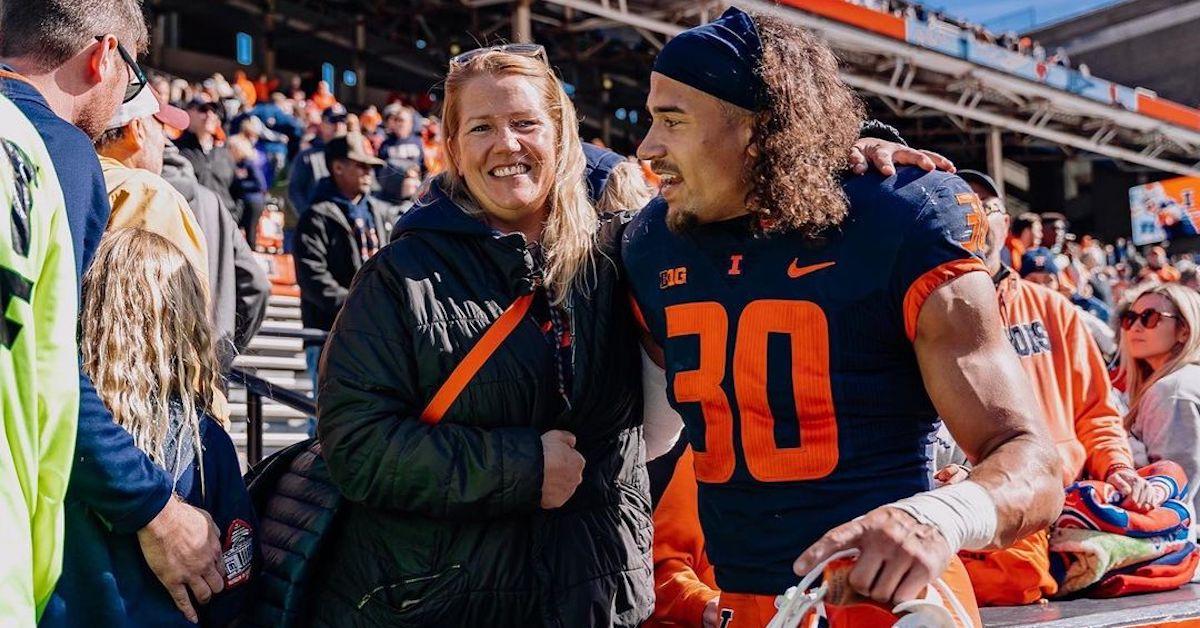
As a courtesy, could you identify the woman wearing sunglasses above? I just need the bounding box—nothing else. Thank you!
[1120,284,1200,515]
[309,43,941,627]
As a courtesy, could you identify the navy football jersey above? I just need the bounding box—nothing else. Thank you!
[622,168,989,595]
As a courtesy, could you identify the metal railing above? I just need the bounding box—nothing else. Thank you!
[229,326,327,465]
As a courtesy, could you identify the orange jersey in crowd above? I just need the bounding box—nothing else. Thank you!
[1004,235,1026,273]
[647,446,718,627]
[966,269,1135,607]
[995,269,1133,485]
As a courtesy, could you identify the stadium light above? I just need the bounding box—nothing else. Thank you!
[322,62,335,86]
[343,70,357,87]
[416,39,428,50]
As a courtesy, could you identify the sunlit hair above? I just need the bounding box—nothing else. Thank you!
[746,13,865,236]
[1119,283,1200,426]
[437,49,596,304]
[595,160,656,214]
[81,229,226,473]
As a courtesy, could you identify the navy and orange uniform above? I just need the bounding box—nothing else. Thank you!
[621,168,990,596]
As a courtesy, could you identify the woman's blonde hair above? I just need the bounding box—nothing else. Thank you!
[1119,283,1200,426]
[595,160,656,214]
[438,49,596,304]
[81,229,226,471]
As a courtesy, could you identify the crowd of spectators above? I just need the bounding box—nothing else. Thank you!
[847,0,1077,70]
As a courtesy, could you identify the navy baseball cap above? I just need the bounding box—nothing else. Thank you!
[1020,247,1060,277]
[957,169,1002,200]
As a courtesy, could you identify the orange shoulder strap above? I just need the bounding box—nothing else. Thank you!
[419,293,534,425]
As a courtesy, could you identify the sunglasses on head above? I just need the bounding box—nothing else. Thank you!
[95,35,147,103]
[1120,308,1178,331]
[450,43,548,67]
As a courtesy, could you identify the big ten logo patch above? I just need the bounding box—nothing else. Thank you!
[1007,320,1052,357]
[660,266,688,289]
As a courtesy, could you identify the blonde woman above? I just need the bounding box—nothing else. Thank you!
[1121,284,1200,515]
[79,229,257,627]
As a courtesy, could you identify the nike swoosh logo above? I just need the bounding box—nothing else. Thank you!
[787,260,836,279]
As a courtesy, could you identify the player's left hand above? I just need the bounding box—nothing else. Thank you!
[849,138,956,177]
[792,506,952,607]
[1107,467,1162,512]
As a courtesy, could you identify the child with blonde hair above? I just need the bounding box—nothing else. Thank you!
[80,228,257,626]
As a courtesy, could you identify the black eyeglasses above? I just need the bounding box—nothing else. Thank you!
[450,43,548,67]
[95,35,147,103]
[1120,308,1178,331]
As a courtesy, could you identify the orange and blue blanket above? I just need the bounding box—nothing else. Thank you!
[1050,461,1197,597]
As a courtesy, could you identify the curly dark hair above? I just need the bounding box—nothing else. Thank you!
[747,13,865,236]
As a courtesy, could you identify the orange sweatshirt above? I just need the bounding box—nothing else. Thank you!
[996,270,1134,485]
[647,447,719,627]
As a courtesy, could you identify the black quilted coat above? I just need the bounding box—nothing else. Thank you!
[309,182,652,627]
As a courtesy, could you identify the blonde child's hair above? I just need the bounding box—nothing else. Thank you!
[81,228,226,475]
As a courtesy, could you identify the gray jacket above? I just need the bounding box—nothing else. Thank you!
[162,145,271,371]
[1129,363,1200,515]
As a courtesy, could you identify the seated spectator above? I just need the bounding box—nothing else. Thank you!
[1023,246,1116,357]
[376,104,425,204]
[93,88,210,286]
[79,228,258,627]
[287,104,347,216]
[176,99,239,219]
[421,116,446,176]
[294,133,400,432]
[309,81,337,112]
[1121,285,1200,517]
[227,117,270,241]
[1041,212,1068,254]
[1146,245,1182,283]
[1180,262,1199,291]
[1006,212,1042,272]
[951,173,1140,606]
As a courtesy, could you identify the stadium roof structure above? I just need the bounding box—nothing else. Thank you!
[180,0,1200,182]
[527,0,1200,180]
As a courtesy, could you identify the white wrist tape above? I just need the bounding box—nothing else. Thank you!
[890,480,998,553]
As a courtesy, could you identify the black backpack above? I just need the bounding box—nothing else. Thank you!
[240,438,344,628]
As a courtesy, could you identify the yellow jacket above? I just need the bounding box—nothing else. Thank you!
[98,156,209,286]
[0,93,79,623]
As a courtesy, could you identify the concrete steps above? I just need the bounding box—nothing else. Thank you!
[229,290,315,466]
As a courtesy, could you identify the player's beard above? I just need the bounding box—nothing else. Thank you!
[666,206,701,234]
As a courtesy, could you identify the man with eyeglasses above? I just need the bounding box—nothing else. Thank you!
[945,170,1144,607]
[0,2,224,625]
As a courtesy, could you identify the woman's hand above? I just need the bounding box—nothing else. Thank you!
[849,138,956,177]
[1108,467,1165,512]
[541,430,585,509]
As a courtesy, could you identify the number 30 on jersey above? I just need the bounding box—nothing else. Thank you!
[666,300,839,484]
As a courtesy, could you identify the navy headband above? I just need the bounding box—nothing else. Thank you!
[652,6,765,112]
